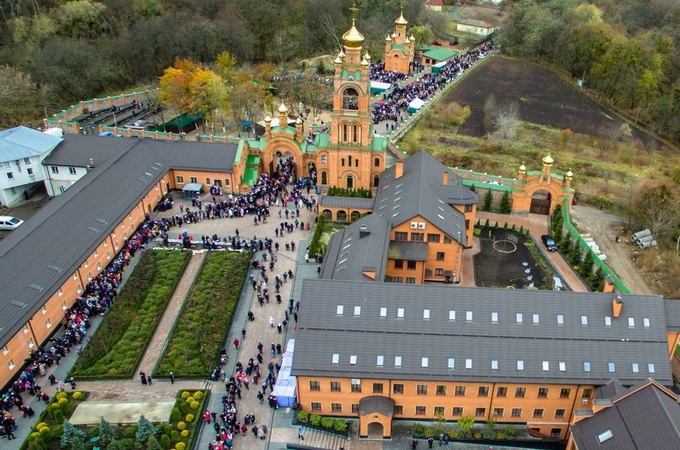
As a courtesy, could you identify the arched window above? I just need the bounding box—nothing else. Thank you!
[342,124,348,142]
[373,175,380,187]
[321,171,328,185]
[343,88,359,110]
[353,124,359,143]
[347,175,354,189]
[374,157,380,168]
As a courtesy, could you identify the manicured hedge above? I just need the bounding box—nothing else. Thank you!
[155,251,250,377]
[71,250,191,379]
[161,390,208,450]
[21,391,87,450]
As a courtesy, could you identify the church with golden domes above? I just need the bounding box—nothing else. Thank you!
[384,12,416,74]
[242,8,390,190]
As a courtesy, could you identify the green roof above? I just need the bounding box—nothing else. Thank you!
[242,166,258,187]
[155,112,203,130]
[390,43,405,51]
[272,126,297,134]
[246,155,260,165]
[315,133,330,148]
[422,48,457,61]
[371,135,388,152]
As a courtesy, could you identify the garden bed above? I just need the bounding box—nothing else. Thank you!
[296,411,349,435]
[70,250,191,379]
[154,251,250,377]
[161,389,209,450]
[22,391,88,450]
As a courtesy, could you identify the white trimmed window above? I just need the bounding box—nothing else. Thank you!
[376,355,384,366]
[447,358,455,369]
[332,354,340,364]
[421,357,429,368]
[394,356,402,367]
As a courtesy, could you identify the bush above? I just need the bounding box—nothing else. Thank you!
[171,408,181,422]
[190,401,199,410]
[71,251,190,378]
[123,426,138,439]
[156,251,250,377]
[181,391,190,400]
[320,416,334,429]
[181,430,189,437]
[161,434,171,448]
[412,423,426,436]
[297,411,309,423]
[333,420,348,433]
[176,443,186,450]
[309,414,322,427]
[185,396,195,405]
[505,424,517,438]
[473,432,482,439]
[185,414,194,423]
[36,422,49,431]
[176,422,187,431]
[192,391,203,400]
[56,392,68,400]
[71,391,83,400]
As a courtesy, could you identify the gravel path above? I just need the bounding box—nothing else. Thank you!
[570,205,653,295]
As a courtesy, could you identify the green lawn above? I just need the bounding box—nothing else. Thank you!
[70,250,191,379]
[154,251,251,377]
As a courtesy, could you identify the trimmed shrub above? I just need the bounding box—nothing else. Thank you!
[36,422,49,431]
[190,401,199,410]
[309,414,322,427]
[56,392,68,400]
[171,408,181,422]
[192,391,203,400]
[71,391,83,400]
[334,420,348,433]
[297,411,309,423]
[181,391,190,400]
[176,421,187,431]
[161,434,171,448]
[181,430,189,438]
[320,416,334,429]
[185,414,194,423]
[176,443,186,450]
[412,423,425,436]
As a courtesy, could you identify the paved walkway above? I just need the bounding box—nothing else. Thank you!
[476,212,589,292]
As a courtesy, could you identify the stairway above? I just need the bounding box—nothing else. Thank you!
[298,426,348,450]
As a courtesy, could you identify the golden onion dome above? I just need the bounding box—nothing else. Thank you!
[334,53,343,64]
[566,169,573,178]
[278,102,288,113]
[361,56,369,66]
[386,34,392,41]
[391,32,396,38]
[395,11,408,25]
[264,115,272,123]
[519,163,526,172]
[339,49,346,58]
[543,154,554,165]
[404,37,410,44]
[364,51,371,61]
[409,34,415,41]
[342,19,364,48]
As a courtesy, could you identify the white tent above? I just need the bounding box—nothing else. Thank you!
[408,98,426,114]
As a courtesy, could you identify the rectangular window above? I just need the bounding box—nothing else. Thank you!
[373,383,383,394]
[394,260,404,269]
[491,360,499,370]
[393,384,404,394]
[542,361,550,371]
[41,306,47,315]
[407,260,417,270]
[436,385,447,396]
[608,362,615,372]
[643,317,650,328]
[427,233,441,242]
[559,361,566,372]
[632,362,639,373]
[511,408,522,417]
[309,381,320,391]
[648,363,655,373]
[350,355,357,365]
[45,319,51,328]
[449,310,456,320]
[394,232,408,240]
[352,404,359,413]
[330,381,341,392]
[423,309,431,319]
[466,311,473,321]
[1,346,8,355]
[415,406,426,415]
[452,407,463,416]
[516,313,523,323]
[190,177,197,183]
[332,354,340,364]
[68,167,77,175]
[351,380,361,392]
[51,166,59,174]
[224,179,230,186]
[376,355,384,366]
[27,167,34,176]
[581,315,588,325]
[417,385,428,395]
[538,388,549,398]
[478,386,489,397]
[628,317,635,327]
[555,409,566,418]
[447,358,455,369]
[497,387,507,397]
[532,313,540,324]
[493,408,504,417]
[560,388,571,398]
[397,308,405,318]
[394,405,404,415]
[353,306,361,316]
[176,176,184,183]
[465,358,472,369]
[311,402,321,411]
[7,360,15,370]
[517,360,524,371]
[455,386,466,396]
[533,409,544,418]
[475,407,486,417]
[6,171,14,179]
[23,325,29,334]
[411,232,424,241]
[491,312,499,322]
[557,314,564,324]
[436,252,445,261]
[406,277,416,284]
[515,387,526,398]
[331,403,342,412]
[582,389,593,399]
[434,406,445,416]
[421,357,429,368]
[584,361,591,372]
[395,356,402,367]
[392,276,403,283]
[205,178,211,185]
[443,236,452,243]
[435,268,444,276]
[379,307,387,317]
[604,316,612,326]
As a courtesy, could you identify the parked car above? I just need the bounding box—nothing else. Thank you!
[0,216,24,231]
[432,40,442,46]
[541,235,558,252]
[449,39,458,46]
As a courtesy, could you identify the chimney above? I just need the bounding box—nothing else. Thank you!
[395,161,403,179]
[612,294,623,318]
[442,171,449,185]
[603,275,615,293]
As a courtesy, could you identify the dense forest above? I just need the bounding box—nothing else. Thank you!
[0,0,425,125]
[498,0,680,143]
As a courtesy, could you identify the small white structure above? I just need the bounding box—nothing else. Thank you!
[0,126,62,207]
[425,0,444,11]
[457,19,496,36]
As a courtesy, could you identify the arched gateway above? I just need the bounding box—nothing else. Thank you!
[359,396,394,439]
[511,154,574,215]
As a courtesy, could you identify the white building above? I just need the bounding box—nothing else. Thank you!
[457,19,496,36]
[0,127,63,207]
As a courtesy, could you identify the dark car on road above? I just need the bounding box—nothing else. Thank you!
[541,235,558,252]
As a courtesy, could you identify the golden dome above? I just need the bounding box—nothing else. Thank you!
[364,51,371,61]
[361,56,369,66]
[409,34,415,41]
[391,32,396,38]
[543,154,554,165]
[278,102,288,113]
[519,163,526,172]
[264,115,272,122]
[395,11,408,25]
[334,53,343,64]
[342,20,364,48]
[385,34,392,41]
[404,37,410,44]
[566,169,573,178]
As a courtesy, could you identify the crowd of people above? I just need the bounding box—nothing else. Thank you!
[371,43,495,125]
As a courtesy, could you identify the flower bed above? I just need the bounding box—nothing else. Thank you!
[154,251,250,377]
[296,411,349,435]
[161,389,209,450]
[71,250,191,379]
[21,391,88,450]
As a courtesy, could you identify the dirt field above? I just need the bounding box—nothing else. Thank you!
[448,57,664,148]
[459,1,511,26]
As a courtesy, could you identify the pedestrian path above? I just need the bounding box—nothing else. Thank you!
[136,252,206,378]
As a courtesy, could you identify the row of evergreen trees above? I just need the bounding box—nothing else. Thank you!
[326,186,373,198]
[60,416,161,450]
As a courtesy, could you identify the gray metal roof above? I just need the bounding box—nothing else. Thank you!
[0,136,239,347]
[664,299,680,332]
[0,126,63,161]
[571,381,680,450]
[320,214,390,281]
[374,151,475,246]
[319,196,374,210]
[359,396,394,417]
[292,280,672,386]
[42,135,137,167]
[387,241,429,261]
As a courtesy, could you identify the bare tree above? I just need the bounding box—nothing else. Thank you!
[491,101,520,140]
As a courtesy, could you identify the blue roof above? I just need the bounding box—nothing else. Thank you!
[0,126,63,161]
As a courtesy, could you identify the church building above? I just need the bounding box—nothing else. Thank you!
[383,12,416,74]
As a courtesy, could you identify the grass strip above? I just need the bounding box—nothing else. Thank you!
[70,250,191,379]
[154,250,250,377]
